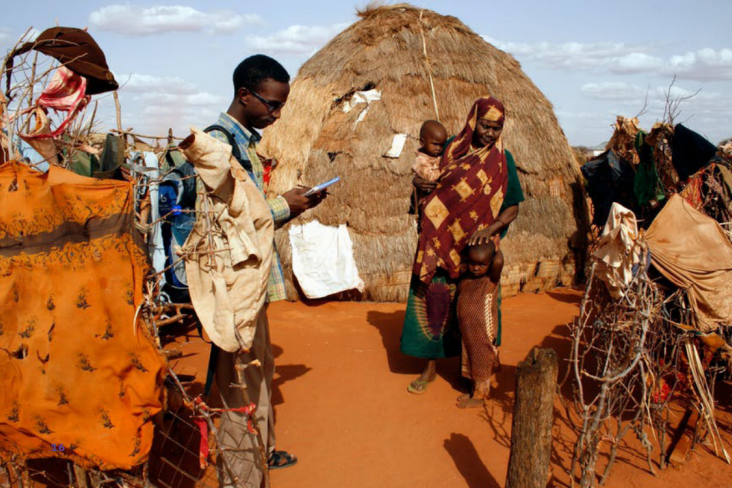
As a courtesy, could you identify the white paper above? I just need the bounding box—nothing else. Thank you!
[384,133,408,158]
[289,221,365,299]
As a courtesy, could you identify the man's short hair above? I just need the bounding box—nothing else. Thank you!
[233,54,290,93]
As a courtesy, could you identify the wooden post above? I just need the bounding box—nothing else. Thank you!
[666,408,700,467]
[506,347,558,488]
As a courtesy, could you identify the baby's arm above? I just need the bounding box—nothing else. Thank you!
[412,159,432,181]
[489,250,504,283]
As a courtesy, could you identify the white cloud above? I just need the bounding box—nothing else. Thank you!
[581,82,648,100]
[0,27,13,54]
[119,73,199,95]
[110,72,225,135]
[611,52,664,74]
[664,48,732,81]
[0,27,12,44]
[0,27,40,53]
[486,37,732,81]
[89,5,263,36]
[483,37,661,73]
[137,91,225,106]
[556,109,621,122]
[565,81,732,145]
[246,22,350,55]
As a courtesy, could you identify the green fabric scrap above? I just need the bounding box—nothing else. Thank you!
[633,130,665,205]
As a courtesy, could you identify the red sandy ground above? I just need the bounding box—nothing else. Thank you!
[166,288,732,488]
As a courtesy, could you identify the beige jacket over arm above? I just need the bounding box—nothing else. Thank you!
[180,127,274,352]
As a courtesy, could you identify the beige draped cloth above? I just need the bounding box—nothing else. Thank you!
[19,108,59,166]
[646,194,732,331]
[594,202,643,298]
[180,128,274,352]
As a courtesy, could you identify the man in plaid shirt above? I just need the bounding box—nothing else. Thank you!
[208,54,324,487]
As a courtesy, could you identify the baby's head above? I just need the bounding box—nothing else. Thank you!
[419,120,448,157]
[466,241,496,278]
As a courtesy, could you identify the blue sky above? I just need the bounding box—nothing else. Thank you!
[3,0,731,146]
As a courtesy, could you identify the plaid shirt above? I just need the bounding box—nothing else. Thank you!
[208,112,289,302]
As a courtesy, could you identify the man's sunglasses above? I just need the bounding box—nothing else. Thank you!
[248,89,285,113]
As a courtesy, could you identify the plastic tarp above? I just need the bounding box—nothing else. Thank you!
[289,221,365,299]
[646,194,732,330]
[130,151,166,281]
[581,150,637,226]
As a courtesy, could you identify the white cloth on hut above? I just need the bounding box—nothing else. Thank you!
[289,220,365,299]
[384,133,408,158]
[342,89,381,113]
[593,202,642,298]
[646,194,732,331]
[343,89,381,127]
[180,127,274,352]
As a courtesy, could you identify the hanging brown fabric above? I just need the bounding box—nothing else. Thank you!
[6,27,118,97]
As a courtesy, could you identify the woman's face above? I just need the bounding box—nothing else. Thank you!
[472,118,503,149]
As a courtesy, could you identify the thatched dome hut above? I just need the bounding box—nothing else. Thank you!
[260,4,588,302]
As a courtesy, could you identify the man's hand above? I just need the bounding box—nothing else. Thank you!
[282,186,327,218]
[413,175,438,193]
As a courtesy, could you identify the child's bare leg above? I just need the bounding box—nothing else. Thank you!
[489,250,504,283]
[457,380,490,408]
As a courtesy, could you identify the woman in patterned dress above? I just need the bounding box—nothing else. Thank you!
[401,96,524,394]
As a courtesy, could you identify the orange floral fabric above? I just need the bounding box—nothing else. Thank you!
[0,162,166,470]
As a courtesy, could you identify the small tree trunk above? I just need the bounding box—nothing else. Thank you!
[506,347,559,488]
[73,465,88,488]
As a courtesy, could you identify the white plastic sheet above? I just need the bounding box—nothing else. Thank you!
[289,221,365,299]
[342,89,381,113]
[343,89,382,127]
[384,133,408,158]
[131,151,166,283]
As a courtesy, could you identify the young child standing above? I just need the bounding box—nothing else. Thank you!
[456,240,504,408]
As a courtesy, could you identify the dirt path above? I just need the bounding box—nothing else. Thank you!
[168,289,732,488]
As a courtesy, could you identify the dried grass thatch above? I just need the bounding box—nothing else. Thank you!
[260,3,589,302]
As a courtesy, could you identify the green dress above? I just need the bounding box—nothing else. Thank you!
[400,150,524,359]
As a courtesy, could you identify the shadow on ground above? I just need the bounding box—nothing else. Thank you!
[444,433,501,488]
[366,309,465,391]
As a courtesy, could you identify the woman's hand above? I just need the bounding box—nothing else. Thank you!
[468,222,502,246]
[468,205,519,245]
[413,175,438,193]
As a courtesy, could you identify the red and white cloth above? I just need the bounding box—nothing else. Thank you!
[21,66,90,140]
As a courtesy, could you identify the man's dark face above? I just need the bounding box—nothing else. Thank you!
[239,78,290,130]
